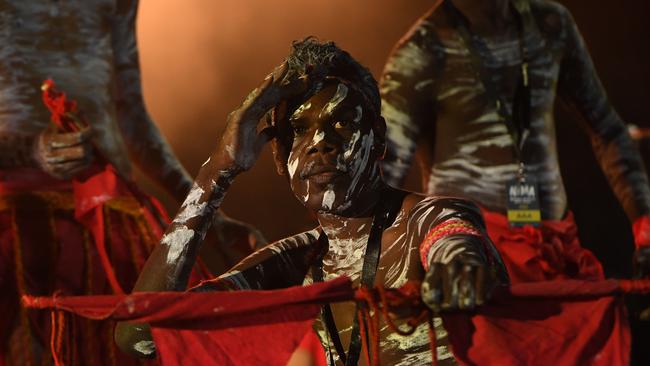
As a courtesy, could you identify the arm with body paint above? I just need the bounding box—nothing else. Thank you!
[408,197,508,312]
[115,63,323,358]
[111,0,266,262]
[556,6,650,275]
[110,0,193,203]
[380,15,439,188]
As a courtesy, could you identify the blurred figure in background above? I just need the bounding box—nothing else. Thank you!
[381,0,650,283]
[0,1,262,365]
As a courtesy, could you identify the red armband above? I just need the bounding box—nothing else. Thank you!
[633,216,650,248]
[419,219,482,271]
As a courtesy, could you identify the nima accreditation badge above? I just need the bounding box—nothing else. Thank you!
[506,177,541,227]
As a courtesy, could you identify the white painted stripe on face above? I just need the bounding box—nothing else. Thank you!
[343,130,361,160]
[290,101,312,120]
[320,83,348,118]
[353,105,363,123]
[347,130,374,193]
[287,151,299,179]
[311,129,325,146]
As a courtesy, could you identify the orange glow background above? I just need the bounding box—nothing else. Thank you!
[134,1,649,358]
[135,0,650,259]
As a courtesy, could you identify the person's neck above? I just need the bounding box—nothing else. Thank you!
[451,0,512,33]
[316,180,387,240]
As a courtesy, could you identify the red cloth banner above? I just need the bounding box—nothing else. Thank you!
[445,280,637,366]
[22,278,650,366]
[25,277,354,366]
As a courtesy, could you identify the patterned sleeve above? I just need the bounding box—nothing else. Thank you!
[380,15,439,188]
[110,0,192,202]
[557,6,650,220]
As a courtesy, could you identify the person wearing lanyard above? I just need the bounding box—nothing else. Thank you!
[115,38,508,365]
[381,0,650,283]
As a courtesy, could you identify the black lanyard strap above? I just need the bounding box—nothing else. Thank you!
[443,0,536,163]
[313,187,407,365]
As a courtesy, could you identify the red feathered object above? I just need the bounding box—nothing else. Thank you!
[41,79,89,132]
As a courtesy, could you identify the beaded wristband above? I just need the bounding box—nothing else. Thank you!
[419,219,482,271]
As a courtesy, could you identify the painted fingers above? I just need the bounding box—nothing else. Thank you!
[34,127,94,180]
[215,63,325,172]
[422,258,497,314]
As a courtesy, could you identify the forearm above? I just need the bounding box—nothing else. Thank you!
[558,8,650,220]
[380,33,436,188]
[114,73,193,203]
[115,156,238,359]
[132,155,238,293]
[589,116,650,220]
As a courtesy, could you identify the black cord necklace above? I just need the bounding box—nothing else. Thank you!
[312,186,406,365]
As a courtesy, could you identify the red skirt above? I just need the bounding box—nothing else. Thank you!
[482,209,604,283]
[0,167,170,366]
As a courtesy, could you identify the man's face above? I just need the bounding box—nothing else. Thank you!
[284,80,382,215]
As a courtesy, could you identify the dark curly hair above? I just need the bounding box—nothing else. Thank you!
[281,37,380,115]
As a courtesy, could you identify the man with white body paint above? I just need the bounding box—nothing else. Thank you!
[115,38,508,365]
[0,1,263,364]
[381,0,650,282]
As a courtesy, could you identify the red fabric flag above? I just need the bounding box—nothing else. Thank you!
[443,280,634,366]
[24,277,354,366]
[22,278,650,366]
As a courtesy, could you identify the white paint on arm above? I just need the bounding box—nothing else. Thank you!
[173,183,207,224]
[134,340,156,356]
[162,225,195,265]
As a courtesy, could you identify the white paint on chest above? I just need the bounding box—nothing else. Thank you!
[322,188,335,210]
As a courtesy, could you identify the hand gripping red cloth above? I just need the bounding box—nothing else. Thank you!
[41,80,171,294]
[22,277,650,366]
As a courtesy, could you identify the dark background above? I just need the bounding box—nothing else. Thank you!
[136,0,649,360]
